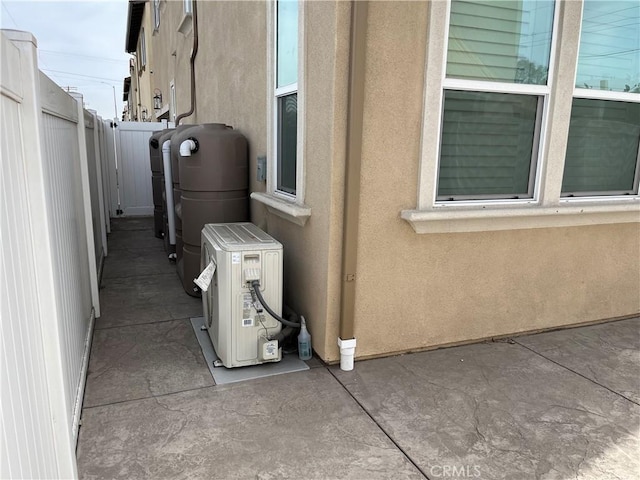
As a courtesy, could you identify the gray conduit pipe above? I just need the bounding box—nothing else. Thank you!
[175,0,199,126]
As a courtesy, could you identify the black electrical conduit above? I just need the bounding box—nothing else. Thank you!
[250,281,301,328]
[175,0,198,126]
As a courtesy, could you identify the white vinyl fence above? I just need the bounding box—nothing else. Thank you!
[1,30,109,479]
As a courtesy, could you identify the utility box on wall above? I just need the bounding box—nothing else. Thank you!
[201,223,283,368]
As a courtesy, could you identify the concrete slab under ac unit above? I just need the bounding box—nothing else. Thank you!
[190,316,309,385]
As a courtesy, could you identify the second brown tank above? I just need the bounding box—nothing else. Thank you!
[172,123,249,297]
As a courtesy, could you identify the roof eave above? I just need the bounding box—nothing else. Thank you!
[125,0,145,53]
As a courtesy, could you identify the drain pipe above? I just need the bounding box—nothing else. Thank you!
[338,0,368,371]
[175,0,199,126]
[162,140,176,247]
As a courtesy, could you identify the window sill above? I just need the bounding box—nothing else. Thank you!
[178,13,193,35]
[401,201,640,233]
[251,192,311,227]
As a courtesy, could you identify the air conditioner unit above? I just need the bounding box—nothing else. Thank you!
[200,223,283,368]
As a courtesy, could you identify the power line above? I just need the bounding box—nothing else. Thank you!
[1,3,19,28]
[41,68,122,83]
[39,49,125,64]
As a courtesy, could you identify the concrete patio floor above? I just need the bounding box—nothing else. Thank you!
[77,217,640,480]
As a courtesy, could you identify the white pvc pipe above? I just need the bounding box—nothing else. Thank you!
[338,337,357,371]
[179,138,197,157]
[162,140,176,245]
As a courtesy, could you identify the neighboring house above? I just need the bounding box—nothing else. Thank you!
[126,0,640,364]
[125,0,153,121]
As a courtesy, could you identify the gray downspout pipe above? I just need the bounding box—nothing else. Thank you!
[175,0,199,126]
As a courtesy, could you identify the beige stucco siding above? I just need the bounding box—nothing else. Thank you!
[352,2,640,359]
[136,4,154,121]
[148,0,181,121]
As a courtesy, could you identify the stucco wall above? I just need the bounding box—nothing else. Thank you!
[148,0,177,121]
[352,1,640,359]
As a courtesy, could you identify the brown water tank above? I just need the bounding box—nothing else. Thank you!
[173,123,249,297]
[149,130,168,238]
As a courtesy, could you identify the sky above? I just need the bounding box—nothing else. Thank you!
[1,0,131,120]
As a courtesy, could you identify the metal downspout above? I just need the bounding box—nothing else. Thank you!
[175,0,199,126]
[338,0,368,370]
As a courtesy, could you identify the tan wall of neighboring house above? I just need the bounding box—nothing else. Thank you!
[148,0,190,122]
[349,1,640,360]
[137,4,154,121]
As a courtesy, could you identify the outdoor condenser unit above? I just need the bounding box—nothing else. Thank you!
[199,223,283,368]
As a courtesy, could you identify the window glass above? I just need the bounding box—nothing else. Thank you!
[447,0,555,84]
[140,28,146,67]
[438,90,539,199]
[154,0,160,30]
[170,82,176,121]
[277,94,297,194]
[277,0,298,88]
[575,1,640,93]
[562,99,639,195]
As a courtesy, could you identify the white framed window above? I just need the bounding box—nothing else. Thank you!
[274,0,299,197]
[403,0,639,233]
[561,0,640,198]
[178,0,194,34]
[251,0,310,226]
[170,80,176,122]
[139,27,147,69]
[438,0,556,202]
[184,0,193,15]
[153,0,160,31]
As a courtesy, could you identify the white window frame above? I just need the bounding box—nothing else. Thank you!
[251,0,311,226]
[178,0,194,34]
[153,0,160,31]
[139,27,147,70]
[402,0,639,234]
[169,80,176,122]
[273,0,299,199]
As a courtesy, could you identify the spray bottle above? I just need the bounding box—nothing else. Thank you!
[298,316,312,360]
